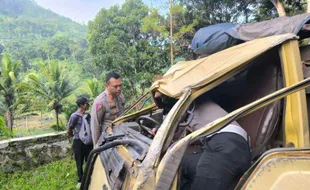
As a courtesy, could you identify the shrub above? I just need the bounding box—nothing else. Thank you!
[50,123,66,131]
[0,116,13,139]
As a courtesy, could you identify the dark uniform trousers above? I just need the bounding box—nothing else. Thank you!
[181,132,251,190]
[73,139,93,182]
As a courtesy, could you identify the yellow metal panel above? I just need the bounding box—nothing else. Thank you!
[89,157,111,190]
[240,150,310,190]
[89,148,140,190]
[116,146,141,189]
[280,40,309,147]
[113,103,157,124]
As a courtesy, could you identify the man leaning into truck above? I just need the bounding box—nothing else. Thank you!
[90,72,125,147]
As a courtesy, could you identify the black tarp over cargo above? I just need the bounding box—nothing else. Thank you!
[191,14,310,56]
[228,13,310,41]
[191,23,241,56]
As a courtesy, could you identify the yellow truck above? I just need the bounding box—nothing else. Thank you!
[81,15,310,190]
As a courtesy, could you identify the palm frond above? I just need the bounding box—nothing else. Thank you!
[19,60,82,113]
[8,71,16,82]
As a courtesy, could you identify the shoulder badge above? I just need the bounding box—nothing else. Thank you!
[96,103,103,112]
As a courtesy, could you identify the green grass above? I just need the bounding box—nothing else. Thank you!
[0,113,68,140]
[12,127,56,138]
[0,157,78,190]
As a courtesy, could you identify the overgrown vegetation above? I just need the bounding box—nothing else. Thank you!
[0,157,77,190]
[0,115,12,138]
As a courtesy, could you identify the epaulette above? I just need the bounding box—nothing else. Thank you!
[99,92,108,99]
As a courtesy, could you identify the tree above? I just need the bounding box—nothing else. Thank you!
[142,0,260,61]
[78,78,104,99]
[178,0,258,26]
[254,0,306,21]
[88,0,169,102]
[43,35,73,60]
[270,0,286,16]
[0,54,21,131]
[141,4,199,61]
[19,60,79,131]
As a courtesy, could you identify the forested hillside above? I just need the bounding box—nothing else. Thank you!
[0,0,88,70]
[0,0,92,134]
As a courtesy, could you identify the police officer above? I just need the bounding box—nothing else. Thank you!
[180,95,251,190]
[90,72,125,147]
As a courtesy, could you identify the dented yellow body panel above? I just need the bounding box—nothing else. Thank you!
[280,40,309,147]
[238,149,310,190]
[89,157,111,190]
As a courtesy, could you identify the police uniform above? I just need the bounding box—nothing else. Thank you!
[181,97,251,190]
[91,89,125,146]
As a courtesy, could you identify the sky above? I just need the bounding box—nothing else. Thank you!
[34,0,166,24]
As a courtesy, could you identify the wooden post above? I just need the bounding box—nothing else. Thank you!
[169,0,174,66]
[26,116,29,131]
[270,0,286,16]
[40,111,43,128]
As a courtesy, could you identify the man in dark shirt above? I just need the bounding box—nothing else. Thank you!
[67,97,93,187]
[181,96,251,190]
[154,91,251,190]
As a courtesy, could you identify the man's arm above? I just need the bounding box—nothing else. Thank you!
[67,114,77,137]
[91,101,105,146]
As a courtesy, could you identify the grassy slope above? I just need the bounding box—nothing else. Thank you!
[0,157,77,190]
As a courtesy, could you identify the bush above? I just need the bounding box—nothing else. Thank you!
[0,116,13,139]
[50,123,66,131]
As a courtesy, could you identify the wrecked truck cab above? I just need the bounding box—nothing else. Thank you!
[82,23,310,190]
